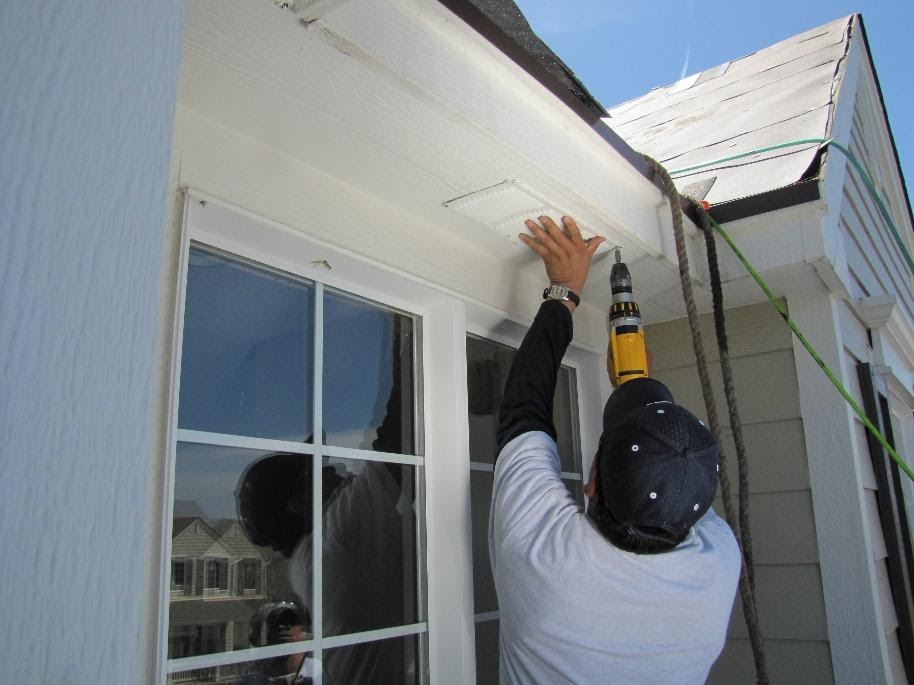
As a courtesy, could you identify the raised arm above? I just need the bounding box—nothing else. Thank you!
[495,216,604,455]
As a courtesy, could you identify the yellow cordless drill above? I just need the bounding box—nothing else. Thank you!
[608,247,649,386]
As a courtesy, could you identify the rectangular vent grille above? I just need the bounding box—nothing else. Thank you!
[443,179,611,256]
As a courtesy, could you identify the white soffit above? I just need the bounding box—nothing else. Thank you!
[443,180,612,257]
[178,0,710,320]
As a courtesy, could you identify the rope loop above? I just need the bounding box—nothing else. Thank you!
[643,154,769,684]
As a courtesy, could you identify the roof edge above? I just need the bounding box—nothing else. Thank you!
[434,0,601,120]
[434,0,653,182]
[853,14,914,227]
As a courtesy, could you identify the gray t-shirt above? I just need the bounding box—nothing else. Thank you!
[489,431,741,684]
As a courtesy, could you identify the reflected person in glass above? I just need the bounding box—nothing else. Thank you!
[237,328,416,683]
[298,326,417,683]
[237,452,325,684]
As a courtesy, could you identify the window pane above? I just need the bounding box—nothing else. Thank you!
[554,366,581,473]
[466,335,581,471]
[474,619,500,685]
[323,634,421,684]
[466,337,513,464]
[321,458,421,636]
[170,444,313,659]
[167,651,315,685]
[179,245,314,441]
[470,470,497,614]
[323,290,417,454]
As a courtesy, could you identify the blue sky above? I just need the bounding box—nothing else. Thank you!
[514,0,914,206]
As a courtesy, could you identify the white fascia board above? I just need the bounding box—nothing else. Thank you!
[686,200,836,308]
[818,17,861,247]
[305,0,692,264]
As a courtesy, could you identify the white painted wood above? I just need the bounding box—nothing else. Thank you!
[423,296,477,684]
[788,290,891,683]
[837,299,871,362]
[865,488,889,560]
[319,622,428,649]
[887,634,908,685]
[176,0,716,334]
[840,157,914,315]
[874,560,900,634]
[851,44,914,264]
[0,3,185,684]
[818,23,860,289]
[177,106,618,348]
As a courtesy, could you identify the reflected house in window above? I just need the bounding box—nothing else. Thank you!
[168,509,270,659]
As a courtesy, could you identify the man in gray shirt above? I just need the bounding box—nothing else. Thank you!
[489,215,740,684]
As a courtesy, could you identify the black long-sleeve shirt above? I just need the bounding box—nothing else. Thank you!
[496,300,574,456]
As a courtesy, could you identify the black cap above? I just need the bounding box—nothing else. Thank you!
[598,378,719,536]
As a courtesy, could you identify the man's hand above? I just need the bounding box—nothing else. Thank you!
[520,215,605,309]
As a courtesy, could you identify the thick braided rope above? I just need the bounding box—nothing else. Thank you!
[692,202,758,599]
[642,156,734,528]
[644,155,769,684]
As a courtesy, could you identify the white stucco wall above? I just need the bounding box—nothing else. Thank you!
[0,3,184,682]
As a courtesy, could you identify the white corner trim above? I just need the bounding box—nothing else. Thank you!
[856,294,897,328]
[788,290,891,683]
[857,294,914,371]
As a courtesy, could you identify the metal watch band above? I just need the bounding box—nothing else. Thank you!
[542,284,580,306]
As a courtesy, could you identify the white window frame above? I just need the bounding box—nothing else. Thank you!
[158,191,480,683]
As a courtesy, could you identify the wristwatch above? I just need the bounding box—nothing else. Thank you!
[542,284,580,306]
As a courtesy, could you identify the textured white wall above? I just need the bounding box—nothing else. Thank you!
[0,2,184,682]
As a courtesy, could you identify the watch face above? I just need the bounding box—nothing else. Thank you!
[543,284,579,305]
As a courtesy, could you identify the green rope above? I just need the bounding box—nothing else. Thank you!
[668,138,831,176]
[707,213,914,482]
[669,137,914,279]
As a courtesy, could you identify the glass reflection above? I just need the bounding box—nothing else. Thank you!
[170,444,313,670]
[281,456,419,682]
[470,471,497,614]
[323,290,416,455]
[322,634,421,685]
[179,246,314,441]
[474,619,500,685]
[554,366,581,473]
[166,651,315,685]
[466,335,580,472]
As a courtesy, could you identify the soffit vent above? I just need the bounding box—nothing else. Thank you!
[443,179,611,256]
